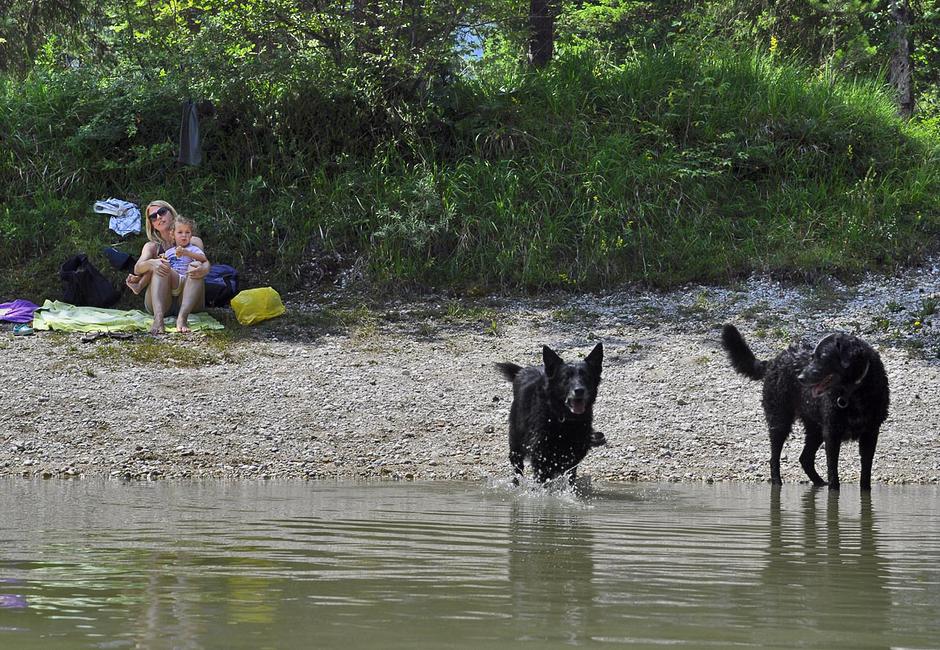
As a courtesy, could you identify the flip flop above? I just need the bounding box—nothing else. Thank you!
[12,324,34,337]
[81,331,106,343]
[108,332,133,340]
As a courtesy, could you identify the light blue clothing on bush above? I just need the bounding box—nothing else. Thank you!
[93,198,141,236]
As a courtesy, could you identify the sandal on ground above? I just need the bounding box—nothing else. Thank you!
[108,332,133,340]
[81,331,106,343]
[12,324,34,337]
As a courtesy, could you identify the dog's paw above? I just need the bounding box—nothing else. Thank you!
[590,430,607,447]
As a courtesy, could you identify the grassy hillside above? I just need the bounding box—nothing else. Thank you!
[1,47,938,302]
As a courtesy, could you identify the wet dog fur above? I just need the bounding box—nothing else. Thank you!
[497,343,605,485]
[721,324,889,490]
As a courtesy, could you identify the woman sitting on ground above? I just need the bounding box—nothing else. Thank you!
[125,200,210,334]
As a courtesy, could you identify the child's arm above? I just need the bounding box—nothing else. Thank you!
[184,237,211,280]
[177,246,208,263]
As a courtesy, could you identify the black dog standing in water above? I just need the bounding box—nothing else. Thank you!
[721,324,889,490]
[497,343,605,485]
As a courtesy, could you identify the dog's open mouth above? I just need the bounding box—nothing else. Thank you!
[811,374,834,398]
[567,398,587,415]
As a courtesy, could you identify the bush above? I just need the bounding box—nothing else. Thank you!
[1,45,938,301]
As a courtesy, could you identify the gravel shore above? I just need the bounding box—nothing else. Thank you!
[3,262,940,485]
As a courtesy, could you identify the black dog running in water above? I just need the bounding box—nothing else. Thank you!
[497,343,605,485]
[721,324,889,490]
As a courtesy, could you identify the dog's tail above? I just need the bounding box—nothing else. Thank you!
[721,324,767,381]
[496,362,522,382]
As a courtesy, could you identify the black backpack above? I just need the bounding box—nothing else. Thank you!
[204,263,239,307]
[60,253,122,308]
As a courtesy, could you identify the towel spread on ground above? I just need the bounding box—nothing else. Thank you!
[32,300,224,333]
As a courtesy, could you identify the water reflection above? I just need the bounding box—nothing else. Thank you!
[136,567,202,650]
[507,500,595,643]
[0,580,27,610]
[762,487,891,649]
[1,480,939,649]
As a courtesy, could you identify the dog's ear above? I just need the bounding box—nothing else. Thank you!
[838,338,853,369]
[818,333,854,369]
[585,342,603,375]
[813,333,838,358]
[543,345,564,378]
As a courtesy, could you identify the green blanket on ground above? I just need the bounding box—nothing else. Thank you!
[32,300,224,333]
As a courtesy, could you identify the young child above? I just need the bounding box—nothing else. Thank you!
[164,216,208,296]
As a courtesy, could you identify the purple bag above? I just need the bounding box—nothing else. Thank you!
[0,300,40,324]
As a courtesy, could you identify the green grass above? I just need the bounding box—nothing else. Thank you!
[551,307,599,324]
[2,45,939,300]
[81,335,240,368]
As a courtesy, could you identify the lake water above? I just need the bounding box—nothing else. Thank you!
[1,479,938,649]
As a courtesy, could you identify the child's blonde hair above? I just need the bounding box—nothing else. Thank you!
[174,215,198,236]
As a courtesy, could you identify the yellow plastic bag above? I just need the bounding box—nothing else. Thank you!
[230,287,286,325]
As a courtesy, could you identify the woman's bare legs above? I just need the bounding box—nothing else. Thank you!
[176,277,205,333]
[145,271,174,335]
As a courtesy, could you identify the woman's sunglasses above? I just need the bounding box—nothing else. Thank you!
[148,207,170,221]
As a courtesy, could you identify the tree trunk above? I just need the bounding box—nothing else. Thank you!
[889,0,914,119]
[527,0,556,69]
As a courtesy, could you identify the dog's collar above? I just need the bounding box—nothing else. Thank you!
[854,361,870,386]
[835,361,870,409]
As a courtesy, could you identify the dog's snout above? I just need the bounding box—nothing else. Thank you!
[797,363,823,385]
[573,386,586,398]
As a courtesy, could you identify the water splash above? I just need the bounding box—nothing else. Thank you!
[483,472,595,507]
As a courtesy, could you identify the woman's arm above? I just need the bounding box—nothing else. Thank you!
[133,241,170,276]
[134,241,157,275]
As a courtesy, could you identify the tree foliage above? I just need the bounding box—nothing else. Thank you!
[2,1,938,115]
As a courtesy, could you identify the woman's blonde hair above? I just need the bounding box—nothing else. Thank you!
[143,200,179,247]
